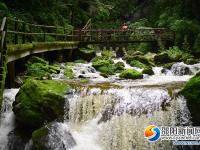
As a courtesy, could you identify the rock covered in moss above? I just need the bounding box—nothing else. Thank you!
[154,52,172,64]
[119,69,143,79]
[92,56,116,75]
[115,62,125,72]
[180,72,200,125]
[32,123,76,150]
[101,50,115,58]
[64,68,75,79]
[142,67,154,75]
[13,79,70,128]
[76,48,96,61]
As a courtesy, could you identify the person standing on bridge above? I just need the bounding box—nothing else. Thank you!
[121,23,128,41]
[121,23,128,30]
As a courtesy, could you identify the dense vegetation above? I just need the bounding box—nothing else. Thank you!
[1,0,200,54]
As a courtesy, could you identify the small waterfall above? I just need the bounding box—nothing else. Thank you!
[0,89,19,150]
[171,62,200,76]
[66,86,191,150]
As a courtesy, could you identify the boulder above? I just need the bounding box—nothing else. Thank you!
[13,79,70,128]
[64,68,75,79]
[154,52,172,64]
[32,123,76,150]
[142,67,154,75]
[116,48,126,57]
[119,69,143,79]
[92,56,116,75]
[114,62,125,72]
[76,48,96,61]
[180,72,200,125]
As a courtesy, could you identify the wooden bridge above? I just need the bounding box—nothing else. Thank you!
[0,17,175,108]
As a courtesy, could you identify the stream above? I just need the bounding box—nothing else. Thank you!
[1,56,200,150]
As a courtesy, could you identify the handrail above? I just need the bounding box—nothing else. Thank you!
[82,19,92,31]
[7,17,68,30]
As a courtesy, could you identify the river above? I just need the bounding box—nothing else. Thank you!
[0,56,200,150]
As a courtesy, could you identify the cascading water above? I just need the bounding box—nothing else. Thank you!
[0,89,19,150]
[0,58,199,149]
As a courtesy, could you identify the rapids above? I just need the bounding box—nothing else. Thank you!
[0,57,200,150]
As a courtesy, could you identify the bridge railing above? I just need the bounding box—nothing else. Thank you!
[66,28,175,43]
[5,17,73,45]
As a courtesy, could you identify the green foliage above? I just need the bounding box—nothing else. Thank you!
[101,50,115,58]
[119,69,143,79]
[64,68,75,79]
[129,60,147,69]
[142,67,154,75]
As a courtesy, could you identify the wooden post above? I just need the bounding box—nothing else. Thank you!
[29,25,32,43]
[7,62,15,88]
[43,27,46,42]
[14,21,18,44]
[22,23,26,44]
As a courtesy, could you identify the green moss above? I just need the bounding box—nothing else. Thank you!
[180,73,200,125]
[32,126,48,140]
[101,50,115,58]
[142,67,154,75]
[28,56,49,65]
[64,68,75,79]
[119,69,143,79]
[7,43,34,54]
[154,52,172,64]
[129,60,147,68]
[181,75,200,103]
[13,79,70,128]
[74,59,87,63]
[80,79,89,83]
[115,62,125,72]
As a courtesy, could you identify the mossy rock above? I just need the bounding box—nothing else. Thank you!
[162,62,175,70]
[32,123,76,150]
[64,68,75,79]
[13,79,70,128]
[115,62,125,72]
[119,69,143,79]
[76,48,96,61]
[101,50,115,58]
[154,52,172,64]
[180,73,200,125]
[185,58,199,65]
[142,67,154,75]
[125,55,152,67]
[129,60,147,68]
[97,65,116,75]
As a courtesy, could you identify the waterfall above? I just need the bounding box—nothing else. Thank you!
[0,89,19,150]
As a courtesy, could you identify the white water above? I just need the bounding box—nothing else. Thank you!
[1,59,200,149]
[0,89,19,150]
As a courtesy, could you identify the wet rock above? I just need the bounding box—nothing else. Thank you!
[32,123,76,150]
[6,131,30,150]
[64,68,75,79]
[185,58,199,65]
[101,50,116,58]
[119,69,143,79]
[154,52,172,64]
[171,63,192,75]
[142,67,154,75]
[115,62,125,73]
[180,72,200,125]
[92,56,116,75]
[76,48,96,61]
[13,79,70,129]
[116,48,126,57]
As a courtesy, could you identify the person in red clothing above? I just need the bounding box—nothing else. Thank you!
[121,23,128,30]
